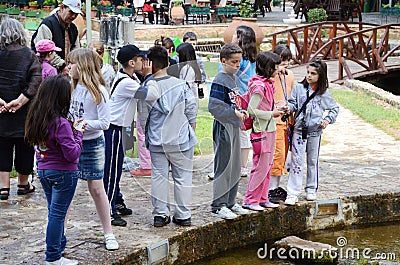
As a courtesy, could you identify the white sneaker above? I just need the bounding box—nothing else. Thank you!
[230,203,249,215]
[45,257,79,265]
[212,206,238,219]
[241,167,249,177]
[284,195,298,206]
[104,233,119,250]
[208,172,214,180]
[306,192,317,201]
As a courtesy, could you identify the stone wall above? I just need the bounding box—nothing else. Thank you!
[120,193,400,264]
[91,19,287,42]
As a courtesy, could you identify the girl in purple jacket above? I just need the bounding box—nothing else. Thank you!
[25,75,85,265]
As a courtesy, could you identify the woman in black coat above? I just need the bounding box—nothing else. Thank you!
[0,18,42,200]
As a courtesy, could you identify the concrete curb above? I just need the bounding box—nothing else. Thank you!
[344,79,400,110]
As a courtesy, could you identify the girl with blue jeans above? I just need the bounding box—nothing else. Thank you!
[25,76,84,265]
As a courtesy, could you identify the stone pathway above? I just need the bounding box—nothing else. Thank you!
[2,9,400,265]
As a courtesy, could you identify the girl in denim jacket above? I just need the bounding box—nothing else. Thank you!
[284,60,339,205]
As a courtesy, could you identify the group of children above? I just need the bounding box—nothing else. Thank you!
[25,25,339,264]
[208,25,339,219]
[28,36,202,264]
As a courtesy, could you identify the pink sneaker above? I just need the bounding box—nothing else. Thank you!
[260,201,279,208]
[242,204,265,212]
[130,168,152,177]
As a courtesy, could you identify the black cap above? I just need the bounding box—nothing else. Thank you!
[117,45,149,64]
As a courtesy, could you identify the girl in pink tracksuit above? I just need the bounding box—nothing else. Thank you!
[242,52,287,211]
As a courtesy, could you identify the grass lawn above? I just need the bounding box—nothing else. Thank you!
[331,89,400,140]
[203,61,219,79]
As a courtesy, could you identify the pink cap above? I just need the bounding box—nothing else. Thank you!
[35,39,62,56]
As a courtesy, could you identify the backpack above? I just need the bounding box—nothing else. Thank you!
[237,84,267,131]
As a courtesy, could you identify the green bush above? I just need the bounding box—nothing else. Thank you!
[239,0,255,18]
[307,8,328,23]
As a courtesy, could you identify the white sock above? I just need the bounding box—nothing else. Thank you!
[269,175,281,190]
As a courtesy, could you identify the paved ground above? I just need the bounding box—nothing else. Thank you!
[1,9,400,265]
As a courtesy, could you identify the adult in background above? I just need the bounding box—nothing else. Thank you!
[0,18,42,200]
[31,0,82,75]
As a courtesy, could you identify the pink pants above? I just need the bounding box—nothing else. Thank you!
[243,131,276,205]
[136,116,151,170]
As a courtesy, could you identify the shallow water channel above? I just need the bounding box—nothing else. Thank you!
[193,222,400,264]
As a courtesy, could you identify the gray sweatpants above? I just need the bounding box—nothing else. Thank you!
[287,130,322,196]
[211,120,241,212]
[151,148,194,220]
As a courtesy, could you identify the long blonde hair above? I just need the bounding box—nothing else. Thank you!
[68,48,106,104]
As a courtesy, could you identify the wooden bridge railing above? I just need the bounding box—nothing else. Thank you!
[264,22,400,82]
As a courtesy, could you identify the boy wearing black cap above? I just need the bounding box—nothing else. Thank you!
[103,44,158,226]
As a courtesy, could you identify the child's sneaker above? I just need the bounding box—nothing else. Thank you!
[130,168,152,177]
[242,204,265,212]
[268,187,287,203]
[212,206,238,219]
[111,214,127,227]
[306,192,317,201]
[230,203,249,215]
[116,203,133,216]
[104,233,119,250]
[284,195,298,206]
[45,257,78,265]
[260,201,279,208]
[154,215,171,227]
[240,167,249,177]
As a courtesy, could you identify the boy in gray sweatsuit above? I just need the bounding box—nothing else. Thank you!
[208,43,250,220]
[142,45,198,227]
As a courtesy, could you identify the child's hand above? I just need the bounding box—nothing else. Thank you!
[319,119,329,129]
[142,59,152,77]
[272,107,284,118]
[241,109,249,119]
[235,109,247,123]
[74,119,87,133]
[0,98,8,113]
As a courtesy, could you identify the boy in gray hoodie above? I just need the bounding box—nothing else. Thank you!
[142,46,198,227]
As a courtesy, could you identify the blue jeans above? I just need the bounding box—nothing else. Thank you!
[38,170,79,262]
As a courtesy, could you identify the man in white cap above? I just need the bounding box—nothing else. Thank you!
[31,0,82,75]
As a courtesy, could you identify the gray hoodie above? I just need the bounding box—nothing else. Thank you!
[288,83,339,134]
[143,75,198,153]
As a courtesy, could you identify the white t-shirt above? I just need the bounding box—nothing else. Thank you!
[109,71,158,127]
[70,83,110,140]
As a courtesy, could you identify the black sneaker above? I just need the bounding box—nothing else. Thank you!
[154,215,171,227]
[111,214,127,227]
[172,216,191,226]
[268,187,287,203]
[116,203,133,216]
